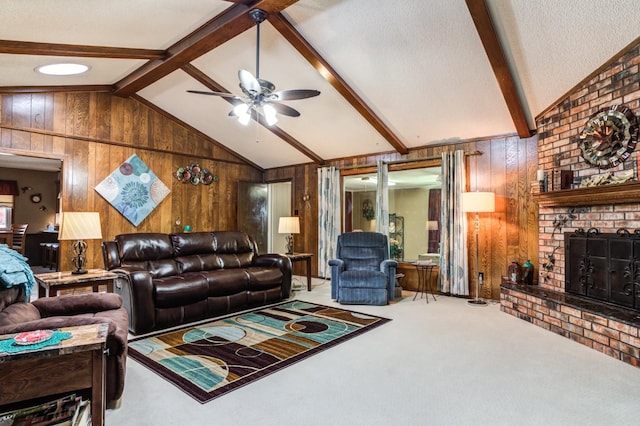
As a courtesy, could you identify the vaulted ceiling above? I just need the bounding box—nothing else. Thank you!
[1,0,639,171]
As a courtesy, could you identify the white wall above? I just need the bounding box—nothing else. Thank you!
[268,182,292,253]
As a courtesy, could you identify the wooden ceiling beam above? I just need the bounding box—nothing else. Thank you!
[182,64,325,165]
[465,0,533,138]
[113,0,300,97]
[268,13,409,155]
[0,40,165,60]
[0,85,113,94]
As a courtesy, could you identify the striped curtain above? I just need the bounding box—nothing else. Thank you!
[439,150,469,295]
[317,166,341,278]
[374,160,389,242]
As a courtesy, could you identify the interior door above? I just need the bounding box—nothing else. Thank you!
[237,182,268,252]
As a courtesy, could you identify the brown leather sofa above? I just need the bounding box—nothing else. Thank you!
[102,231,292,335]
[0,286,128,408]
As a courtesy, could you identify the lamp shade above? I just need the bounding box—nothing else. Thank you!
[278,216,300,234]
[59,212,103,240]
[426,220,439,231]
[461,192,495,213]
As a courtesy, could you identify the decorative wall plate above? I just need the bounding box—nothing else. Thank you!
[579,104,639,168]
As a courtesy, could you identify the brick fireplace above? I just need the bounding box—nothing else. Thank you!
[500,40,640,368]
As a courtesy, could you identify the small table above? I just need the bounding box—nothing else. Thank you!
[280,253,313,291]
[35,269,119,298]
[412,262,437,303]
[0,323,108,426]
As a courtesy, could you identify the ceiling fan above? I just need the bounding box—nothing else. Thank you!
[187,8,320,126]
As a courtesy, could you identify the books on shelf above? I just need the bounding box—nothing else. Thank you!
[0,393,90,426]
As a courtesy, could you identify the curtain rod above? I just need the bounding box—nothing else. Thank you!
[338,150,482,171]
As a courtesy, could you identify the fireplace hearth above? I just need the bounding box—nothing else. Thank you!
[565,230,640,312]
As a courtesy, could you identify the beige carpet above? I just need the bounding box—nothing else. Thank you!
[107,277,640,425]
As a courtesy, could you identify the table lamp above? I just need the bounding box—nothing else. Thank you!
[461,192,495,306]
[278,216,300,255]
[59,212,103,274]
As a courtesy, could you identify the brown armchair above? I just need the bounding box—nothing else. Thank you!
[0,286,128,408]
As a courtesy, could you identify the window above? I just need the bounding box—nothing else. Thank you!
[0,205,12,231]
[343,166,441,261]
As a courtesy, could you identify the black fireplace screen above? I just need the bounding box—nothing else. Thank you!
[565,231,640,311]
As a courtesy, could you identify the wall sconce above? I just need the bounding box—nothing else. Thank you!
[175,163,218,185]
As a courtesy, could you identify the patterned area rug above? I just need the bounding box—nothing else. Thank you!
[128,300,391,403]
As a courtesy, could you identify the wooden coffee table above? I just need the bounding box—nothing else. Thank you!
[35,269,119,298]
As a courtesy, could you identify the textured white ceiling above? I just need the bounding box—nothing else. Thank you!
[487,0,640,118]
[1,0,639,169]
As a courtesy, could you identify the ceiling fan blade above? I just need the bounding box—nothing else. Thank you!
[258,79,275,94]
[186,89,240,99]
[270,89,321,101]
[268,102,301,117]
[238,69,261,95]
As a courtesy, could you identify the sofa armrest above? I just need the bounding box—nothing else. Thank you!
[110,268,155,334]
[328,259,344,299]
[32,293,122,317]
[253,254,292,298]
[381,259,398,299]
[0,315,111,335]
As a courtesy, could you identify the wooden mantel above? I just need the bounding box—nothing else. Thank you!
[532,181,640,207]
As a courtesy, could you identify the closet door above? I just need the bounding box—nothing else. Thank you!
[237,182,268,252]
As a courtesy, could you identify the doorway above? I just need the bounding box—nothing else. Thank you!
[0,152,63,266]
[237,181,292,254]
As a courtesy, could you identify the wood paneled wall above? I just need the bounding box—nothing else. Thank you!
[265,135,539,300]
[0,92,262,271]
[0,91,539,299]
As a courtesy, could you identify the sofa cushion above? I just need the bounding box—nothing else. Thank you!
[117,233,179,278]
[338,232,388,271]
[117,233,174,261]
[339,270,387,289]
[199,269,249,296]
[153,275,209,308]
[175,254,222,273]
[0,302,41,327]
[213,231,255,267]
[245,266,284,291]
[171,232,216,256]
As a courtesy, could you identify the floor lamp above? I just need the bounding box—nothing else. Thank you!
[461,191,495,306]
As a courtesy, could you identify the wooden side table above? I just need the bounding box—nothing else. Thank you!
[280,253,313,291]
[35,269,119,298]
[0,323,108,426]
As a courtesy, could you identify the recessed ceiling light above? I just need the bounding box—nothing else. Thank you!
[35,63,90,76]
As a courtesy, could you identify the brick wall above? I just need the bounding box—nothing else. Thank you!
[536,41,640,292]
[501,285,640,368]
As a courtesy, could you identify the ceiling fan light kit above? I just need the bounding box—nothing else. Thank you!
[188,8,319,127]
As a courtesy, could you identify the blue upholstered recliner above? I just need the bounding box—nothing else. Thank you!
[329,232,398,305]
